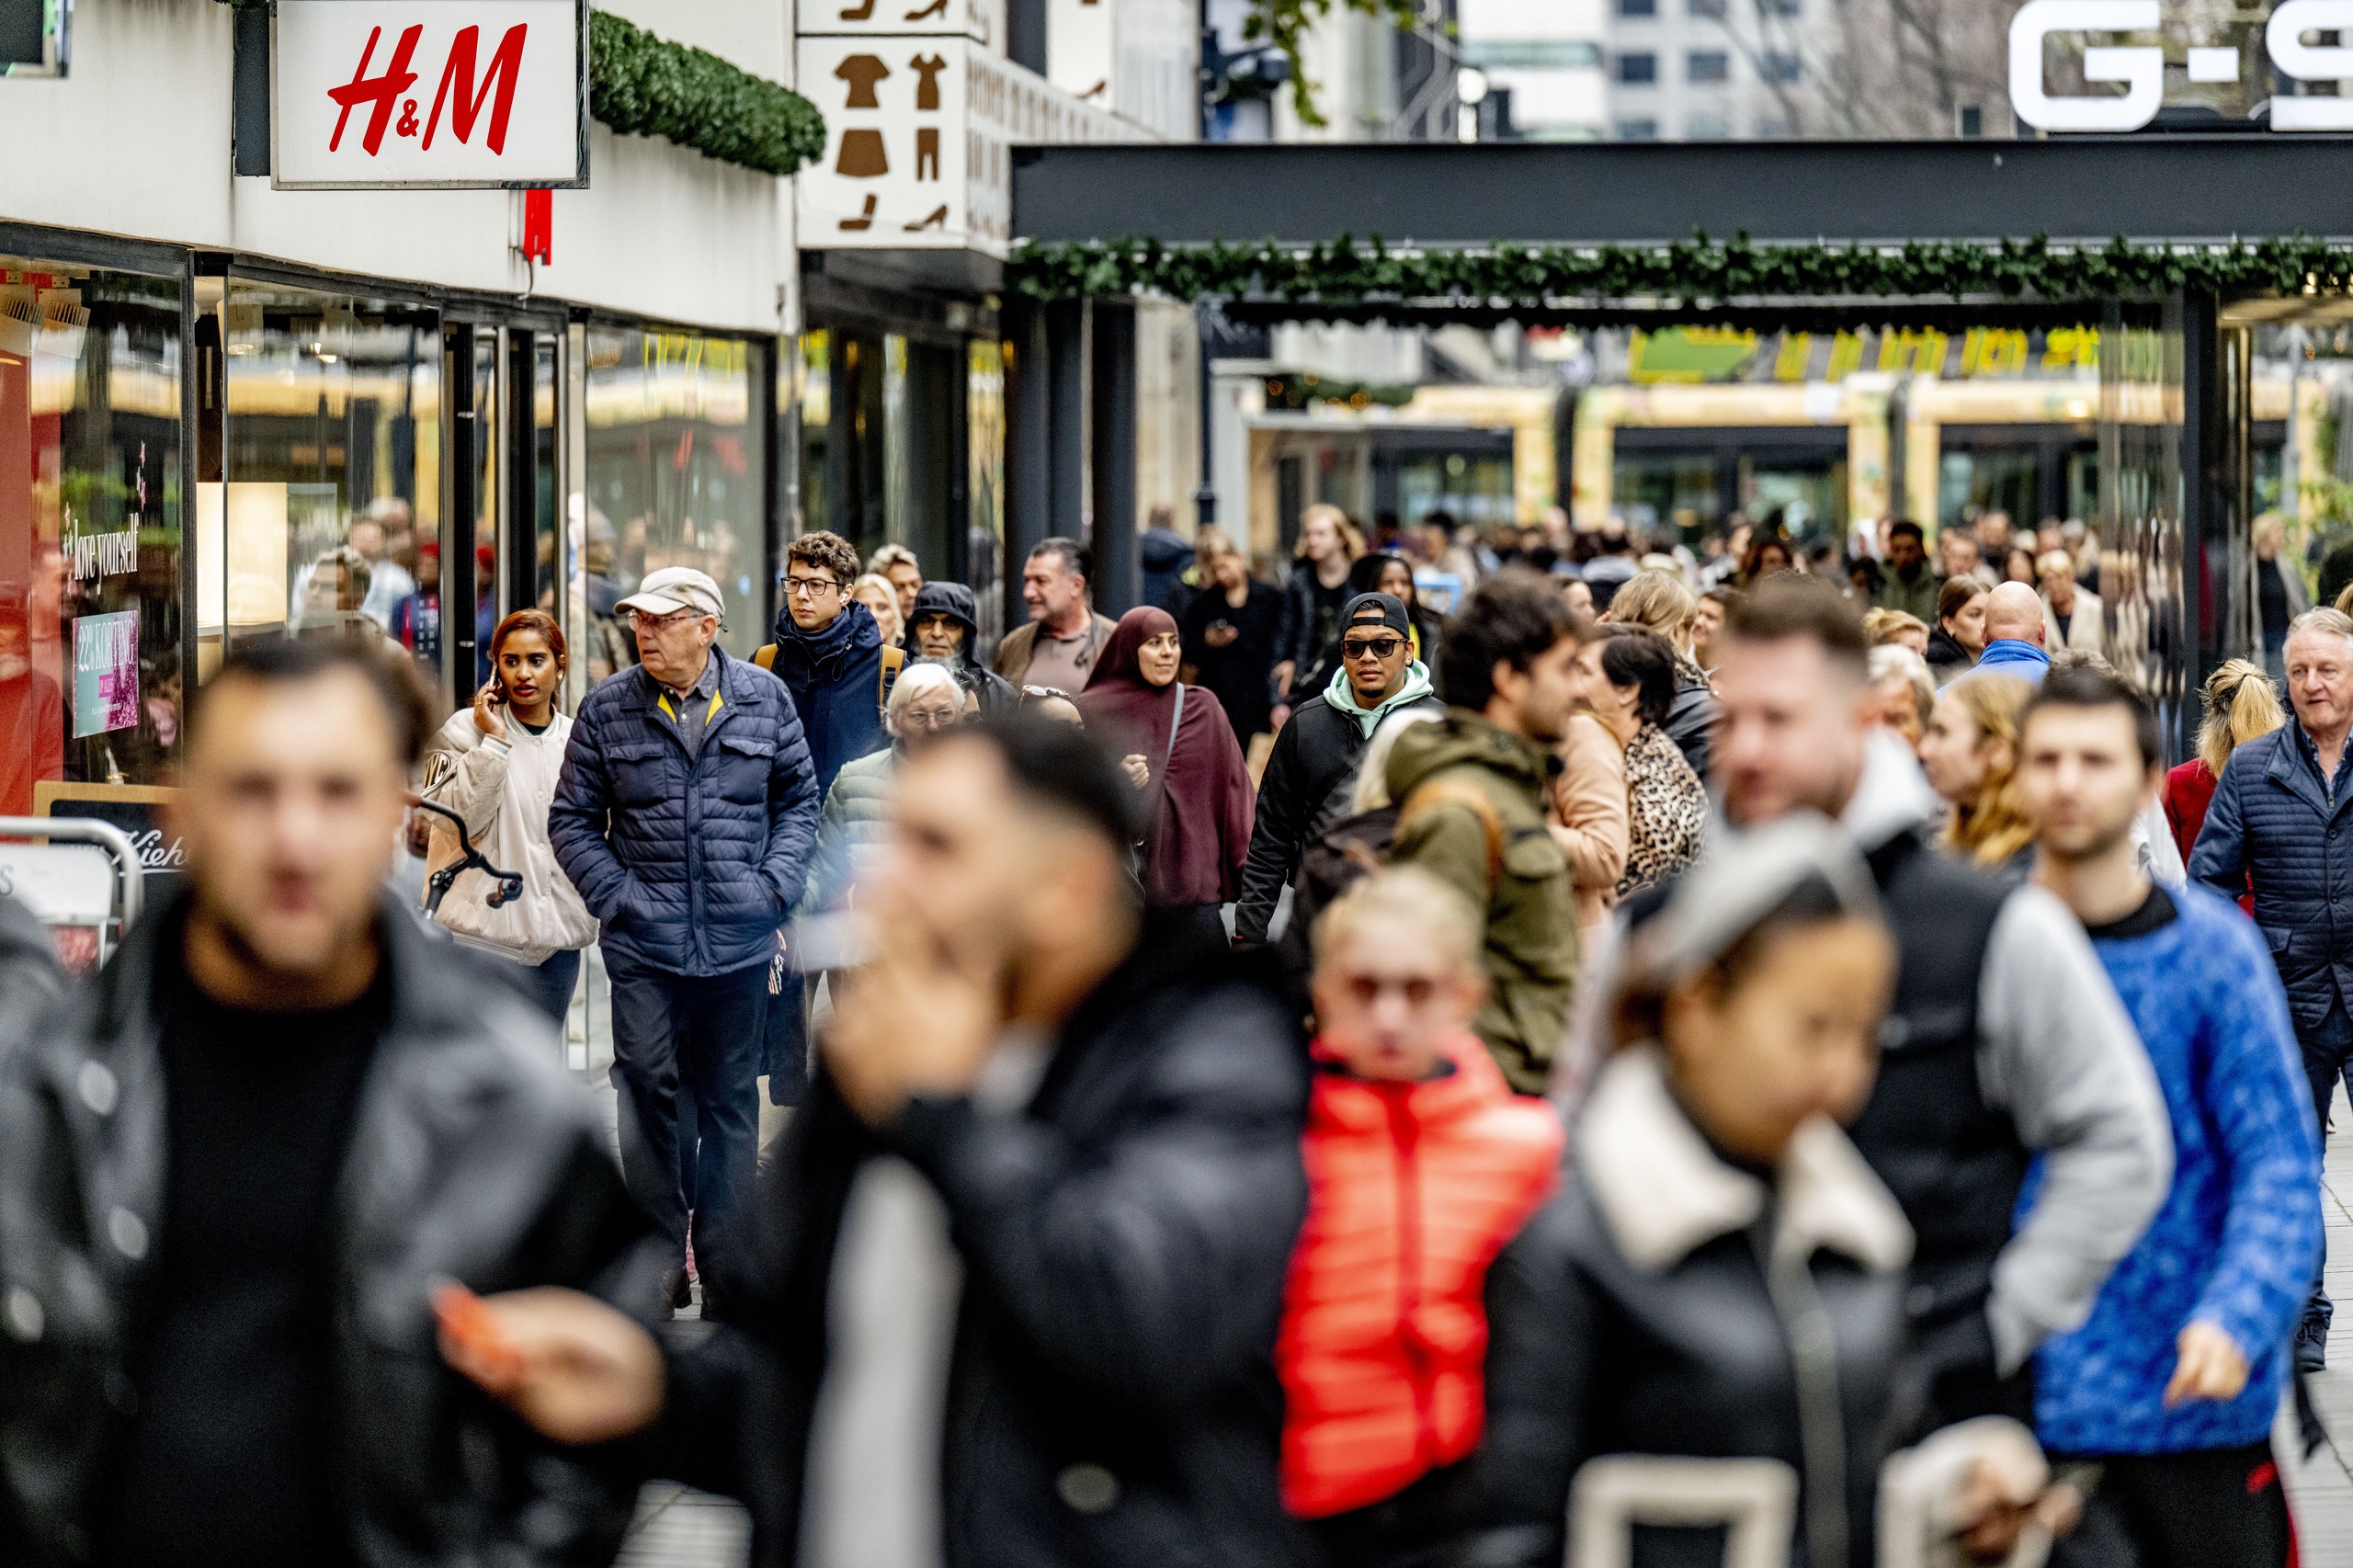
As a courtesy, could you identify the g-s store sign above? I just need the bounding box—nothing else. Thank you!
[2013,0,2353,131]
[272,0,588,188]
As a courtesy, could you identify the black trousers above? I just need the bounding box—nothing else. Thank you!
[2048,1443,2292,1568]
[604,952,767,1286]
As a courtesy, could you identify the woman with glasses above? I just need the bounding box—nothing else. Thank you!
[1080,607,1256,943]
[797,661,967,923]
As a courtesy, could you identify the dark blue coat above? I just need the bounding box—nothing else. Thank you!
[2188,722,2353,1037]
[768,597,889,797]
[551,649,821,977]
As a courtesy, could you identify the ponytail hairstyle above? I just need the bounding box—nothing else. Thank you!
[2197,658,2286,779]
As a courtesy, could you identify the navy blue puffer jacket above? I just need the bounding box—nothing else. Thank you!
[551,650,821,977]
[2188,721,2353,1036]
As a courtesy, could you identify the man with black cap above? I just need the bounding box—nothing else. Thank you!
[908,579,1017,713]
[1235,591,1440,946]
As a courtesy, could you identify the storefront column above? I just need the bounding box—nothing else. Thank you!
[2178,290,2255,759]
[1049,301,1088,543]
[1091,301,1138,617]
[1004,297,1052,635]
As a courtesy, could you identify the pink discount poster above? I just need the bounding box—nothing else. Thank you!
[73,610,139,737]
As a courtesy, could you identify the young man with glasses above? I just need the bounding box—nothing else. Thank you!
[761,532,898,798]
[1234,592,1440,947]
[551,565,821,1311]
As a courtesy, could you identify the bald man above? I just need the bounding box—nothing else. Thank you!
[1972,581,2052,686]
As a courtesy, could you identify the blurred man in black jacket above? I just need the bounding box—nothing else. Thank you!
[444,715,1313,1568]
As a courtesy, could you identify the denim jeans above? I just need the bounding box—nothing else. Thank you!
[603,952,767,1290]
[2300,996,2353,1331]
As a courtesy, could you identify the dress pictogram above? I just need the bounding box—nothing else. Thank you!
[909,53,948,111]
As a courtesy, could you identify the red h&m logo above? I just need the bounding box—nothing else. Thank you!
[328,23,528,157]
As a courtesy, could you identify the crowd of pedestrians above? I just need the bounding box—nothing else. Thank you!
[0,507,2345,1568]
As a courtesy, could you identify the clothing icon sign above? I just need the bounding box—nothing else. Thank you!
[835,54,891,177]
[910,53,947,109]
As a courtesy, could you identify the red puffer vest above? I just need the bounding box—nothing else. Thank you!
[1275,1034,1564,1518]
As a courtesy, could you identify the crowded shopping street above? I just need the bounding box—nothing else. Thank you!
[21,3,2353,1568]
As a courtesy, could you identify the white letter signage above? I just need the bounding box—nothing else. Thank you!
[2008,0,2164,132]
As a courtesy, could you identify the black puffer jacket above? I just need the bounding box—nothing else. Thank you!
[1475,1048,1911,1568]
[0,890,671,1568]
[654,918,1313,1568]
[910,580,1018,715]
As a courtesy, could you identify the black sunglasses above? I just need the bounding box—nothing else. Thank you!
[1342,636,1405,660]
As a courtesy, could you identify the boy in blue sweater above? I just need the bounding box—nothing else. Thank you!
[2017,666,2321,1568]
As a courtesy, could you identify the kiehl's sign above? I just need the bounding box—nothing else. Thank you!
[273,1,586,188]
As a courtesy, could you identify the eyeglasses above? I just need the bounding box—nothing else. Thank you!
[1342,636,1405,660]
[899,706,964,732]
[785,574,841,598]
[625,608,706,632]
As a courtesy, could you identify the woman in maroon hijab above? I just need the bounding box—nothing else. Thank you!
[1080,606,1256,943]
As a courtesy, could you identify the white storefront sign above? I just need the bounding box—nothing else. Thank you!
[797,34,1142,256]
[272,0,587,188]
[2012,0,2353,131]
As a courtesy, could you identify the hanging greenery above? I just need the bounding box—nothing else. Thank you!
[1010,232,2353,310]
[211,2,825,177]
[586,12,824,177]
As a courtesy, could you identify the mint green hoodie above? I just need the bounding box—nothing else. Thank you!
[1323,659,1437,737]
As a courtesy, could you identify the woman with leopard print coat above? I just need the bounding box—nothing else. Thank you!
[1580,626,1708,902]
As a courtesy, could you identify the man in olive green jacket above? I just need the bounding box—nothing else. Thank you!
[1384,573,1586,1094]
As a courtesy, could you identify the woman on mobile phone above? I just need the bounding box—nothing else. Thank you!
[423,608,597,1023]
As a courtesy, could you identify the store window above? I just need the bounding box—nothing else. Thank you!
[584,326,767,669]
[215,282,444,710]
[0,255,184,811]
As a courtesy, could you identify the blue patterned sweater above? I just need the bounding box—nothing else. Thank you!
[2029,882,2322,1454]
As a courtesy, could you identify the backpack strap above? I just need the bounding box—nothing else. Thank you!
[753,644,778,672]
[878,645,904,711]
[1396,778,1506,892]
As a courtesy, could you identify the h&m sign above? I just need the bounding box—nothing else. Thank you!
[2014,0,2353,131]
[272,0,587,188]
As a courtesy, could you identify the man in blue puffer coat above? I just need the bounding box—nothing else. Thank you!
[552,565,820,1310]
[2189,603,2353,1369]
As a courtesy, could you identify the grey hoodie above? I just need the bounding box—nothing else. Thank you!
[1570,731,2171,1376]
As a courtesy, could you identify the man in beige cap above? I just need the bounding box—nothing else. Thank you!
[551,565,821,1310]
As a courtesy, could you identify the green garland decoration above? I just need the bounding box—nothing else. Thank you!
[1009,232,2353,309]
[587,12,824,177]
[212,2,825,177]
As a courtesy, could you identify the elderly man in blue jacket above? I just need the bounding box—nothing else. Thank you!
[2190,603,2353,1369]
[552,565,820,1311]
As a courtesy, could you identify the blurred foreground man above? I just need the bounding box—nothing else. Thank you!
[0,637,665,1568]
[1701,579,2169,1433]
[445,716,1313,1568]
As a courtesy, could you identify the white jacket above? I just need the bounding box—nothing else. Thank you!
[422,707,597,964]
